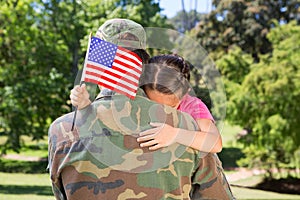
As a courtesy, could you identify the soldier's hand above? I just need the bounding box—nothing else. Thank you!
[137,122,179,150]
[70,84,91,110]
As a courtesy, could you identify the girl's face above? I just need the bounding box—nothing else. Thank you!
[145,89,181,109]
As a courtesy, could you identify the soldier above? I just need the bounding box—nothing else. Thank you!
[48,18,235,199]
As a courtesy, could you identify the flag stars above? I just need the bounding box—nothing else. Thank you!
[88,37,117,68]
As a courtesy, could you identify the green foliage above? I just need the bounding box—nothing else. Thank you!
[226,21,300,178]
[0,0,71,153]
[215,46,253,84]
[193,0,300,60]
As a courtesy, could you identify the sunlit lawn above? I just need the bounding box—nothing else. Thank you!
[0,124,300,199]
[231,186,300,200]
[0,172,54,200]
[219,121,243,148]
[0,135,48,158]
[228,175,300,199]
[0,172,299,200]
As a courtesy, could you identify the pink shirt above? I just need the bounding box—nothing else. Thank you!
[177,94,214,122]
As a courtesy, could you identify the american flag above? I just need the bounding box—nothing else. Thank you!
[81,36,143,99]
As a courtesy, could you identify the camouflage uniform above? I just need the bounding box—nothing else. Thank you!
[48,90,234,200]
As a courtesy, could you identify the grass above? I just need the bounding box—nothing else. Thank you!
[219,121,243,148]
[1,123,300,199]
[0,136,52,199]
[217,122,245,168]
[227,175,300,199]
[0,172,299,200]
[0,159,48,173]
[0,135,48,158]
[0,172,54,200]
[231,186,300,200]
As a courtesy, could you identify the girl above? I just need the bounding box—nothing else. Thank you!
[70,54,222,153]
[137,54,222,153]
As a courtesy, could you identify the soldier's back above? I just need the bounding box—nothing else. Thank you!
[49,94,201,200]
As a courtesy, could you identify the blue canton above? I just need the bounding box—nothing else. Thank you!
[88,37,118,68]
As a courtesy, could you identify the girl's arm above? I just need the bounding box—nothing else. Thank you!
[137,119,222,153]
[179,118,222,152]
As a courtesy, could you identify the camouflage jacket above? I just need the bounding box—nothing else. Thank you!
[48,92,234,200]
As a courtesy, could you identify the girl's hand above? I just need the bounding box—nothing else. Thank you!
[70,84,91,110]
[137,122,179,150]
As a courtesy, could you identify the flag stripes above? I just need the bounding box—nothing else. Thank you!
[85,63,139,88]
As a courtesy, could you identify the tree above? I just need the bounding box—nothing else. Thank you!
[169,10,205,33]
[192,0,300,61]
[0,0,169,153]
[0,0,71,153]
[223,21,300,178]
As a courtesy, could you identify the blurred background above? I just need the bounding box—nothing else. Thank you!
[0,0,300,199]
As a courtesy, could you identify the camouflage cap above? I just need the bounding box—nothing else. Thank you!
[96,18,146,50]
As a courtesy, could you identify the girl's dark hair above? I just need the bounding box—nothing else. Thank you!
[150,54,190,80]
[132,49,150,64]
[140,54,191,99]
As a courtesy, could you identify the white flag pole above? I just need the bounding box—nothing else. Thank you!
[80,32,93,83]
[71,33,92,131]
